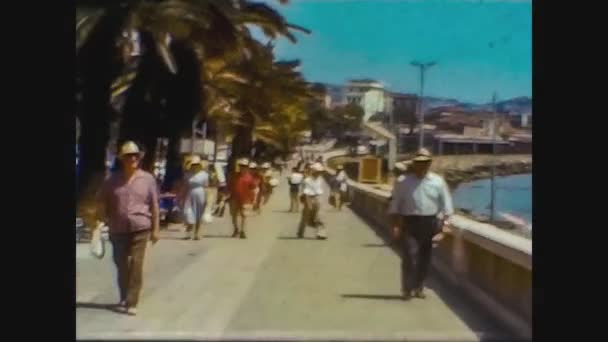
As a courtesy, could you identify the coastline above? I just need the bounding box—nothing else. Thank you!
[428,154,532,190]
[327,153,532,239]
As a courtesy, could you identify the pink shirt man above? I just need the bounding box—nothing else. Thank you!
[98,169,159,234]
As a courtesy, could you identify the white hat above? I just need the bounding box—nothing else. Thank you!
[311,162,324,172]
[249,162,258,169]
[238,158,250,166]
[412,148,433,162]
[261,162,271,169]
[119,141,141,157]
[394,162,407,171]
[187,155,202,167]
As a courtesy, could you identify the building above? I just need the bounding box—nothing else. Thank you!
[388,92,418,125]
[323,84,346,109]
[509,112,532,129]
[344,79,386,122]
[434,134,511,155]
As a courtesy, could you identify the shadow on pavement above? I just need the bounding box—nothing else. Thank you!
[76,302,122,313]
[361,243,388,247]
[272,210,298,214]
[348,206,516,339]
[341,294,404,301]
[277,236,318,241]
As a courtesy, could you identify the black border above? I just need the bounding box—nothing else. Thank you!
[4,0,75,340]
[9,0,596,340]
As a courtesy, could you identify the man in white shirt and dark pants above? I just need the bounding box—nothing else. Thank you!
[297,162,328,240]
[388,148,454,300]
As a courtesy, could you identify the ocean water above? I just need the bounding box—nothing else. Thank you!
[452,174,532,224]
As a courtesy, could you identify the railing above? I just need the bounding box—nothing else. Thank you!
[321,150,532,339]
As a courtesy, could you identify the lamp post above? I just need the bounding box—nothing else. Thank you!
[410,61,437,149]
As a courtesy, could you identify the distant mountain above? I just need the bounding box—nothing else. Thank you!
[422,96,531,115]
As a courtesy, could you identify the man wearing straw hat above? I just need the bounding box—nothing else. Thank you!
[96,141,160,315]
[297,162,328,240]
[388,148,453,300]
[228,158,256,238]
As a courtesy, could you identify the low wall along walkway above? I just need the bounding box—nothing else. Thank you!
[323,151,532,339]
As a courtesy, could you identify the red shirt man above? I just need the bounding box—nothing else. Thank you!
[231,169,256,205]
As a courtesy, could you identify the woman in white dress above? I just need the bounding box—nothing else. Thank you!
[180,156,209,240]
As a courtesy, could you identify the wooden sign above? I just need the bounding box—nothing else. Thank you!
[358,157,382,183]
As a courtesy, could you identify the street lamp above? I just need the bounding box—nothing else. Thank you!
[410,61,437,149]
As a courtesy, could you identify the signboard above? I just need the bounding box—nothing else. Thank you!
[180,139,215,156]
[358,157,382,184]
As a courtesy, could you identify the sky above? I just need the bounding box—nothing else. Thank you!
[256,0,532,104]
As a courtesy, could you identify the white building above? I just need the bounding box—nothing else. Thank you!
[344,79,386,122]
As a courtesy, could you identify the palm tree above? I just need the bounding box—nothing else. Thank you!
[76,0,309,202]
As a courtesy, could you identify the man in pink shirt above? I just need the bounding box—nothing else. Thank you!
[97,141,160,316]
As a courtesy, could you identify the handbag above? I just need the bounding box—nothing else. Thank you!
[90,222,108,259]
[203,212,213,223]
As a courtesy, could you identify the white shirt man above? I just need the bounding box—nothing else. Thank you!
[302,174,324,196]
[388,172,453,218]
[387,148,453,300]
[298,163,327,239]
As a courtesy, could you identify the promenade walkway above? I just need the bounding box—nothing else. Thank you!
[76,178,512,340]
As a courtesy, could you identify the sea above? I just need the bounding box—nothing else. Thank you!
[452,173,532,225]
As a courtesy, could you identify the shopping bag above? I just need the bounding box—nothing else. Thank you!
[203,212,213,224]
[90,222,108,259]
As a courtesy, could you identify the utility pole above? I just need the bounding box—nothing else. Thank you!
[411,61,436,150]
[490,92,498,222]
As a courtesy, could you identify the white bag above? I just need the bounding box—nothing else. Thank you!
[269,178,279,187]
[203,212,213,224]
[90,222,108,259]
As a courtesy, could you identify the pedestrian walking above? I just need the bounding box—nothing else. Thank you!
[331,165,349,211]
[260,162,274,205]
[287,167,304,212]
[96,141,160,316]
[180,155,209,240]
[297,162,328,240]
[249,162,263,214]
[228,158,256,239]
[388,148,453,300]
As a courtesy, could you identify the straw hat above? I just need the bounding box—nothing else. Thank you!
[119,141,141,157]
[412,148,432,162]
[238,158,250,166]
[261,162,271,169]
[249,162,258,169]
[394,162,408,171]
[311,162,324,172]
[186,155,202,168]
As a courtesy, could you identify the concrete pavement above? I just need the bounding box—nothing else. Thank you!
[76,176,511,340]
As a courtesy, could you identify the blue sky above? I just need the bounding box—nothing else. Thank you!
[256,0,531,104]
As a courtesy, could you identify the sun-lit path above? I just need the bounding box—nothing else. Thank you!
[76,175,511,340]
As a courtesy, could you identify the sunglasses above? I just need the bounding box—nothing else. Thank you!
[123,153,141,159]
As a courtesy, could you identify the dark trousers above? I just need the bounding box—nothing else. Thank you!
[400,216,437,292]
[289,189,300,212]
[110,230,151,307]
